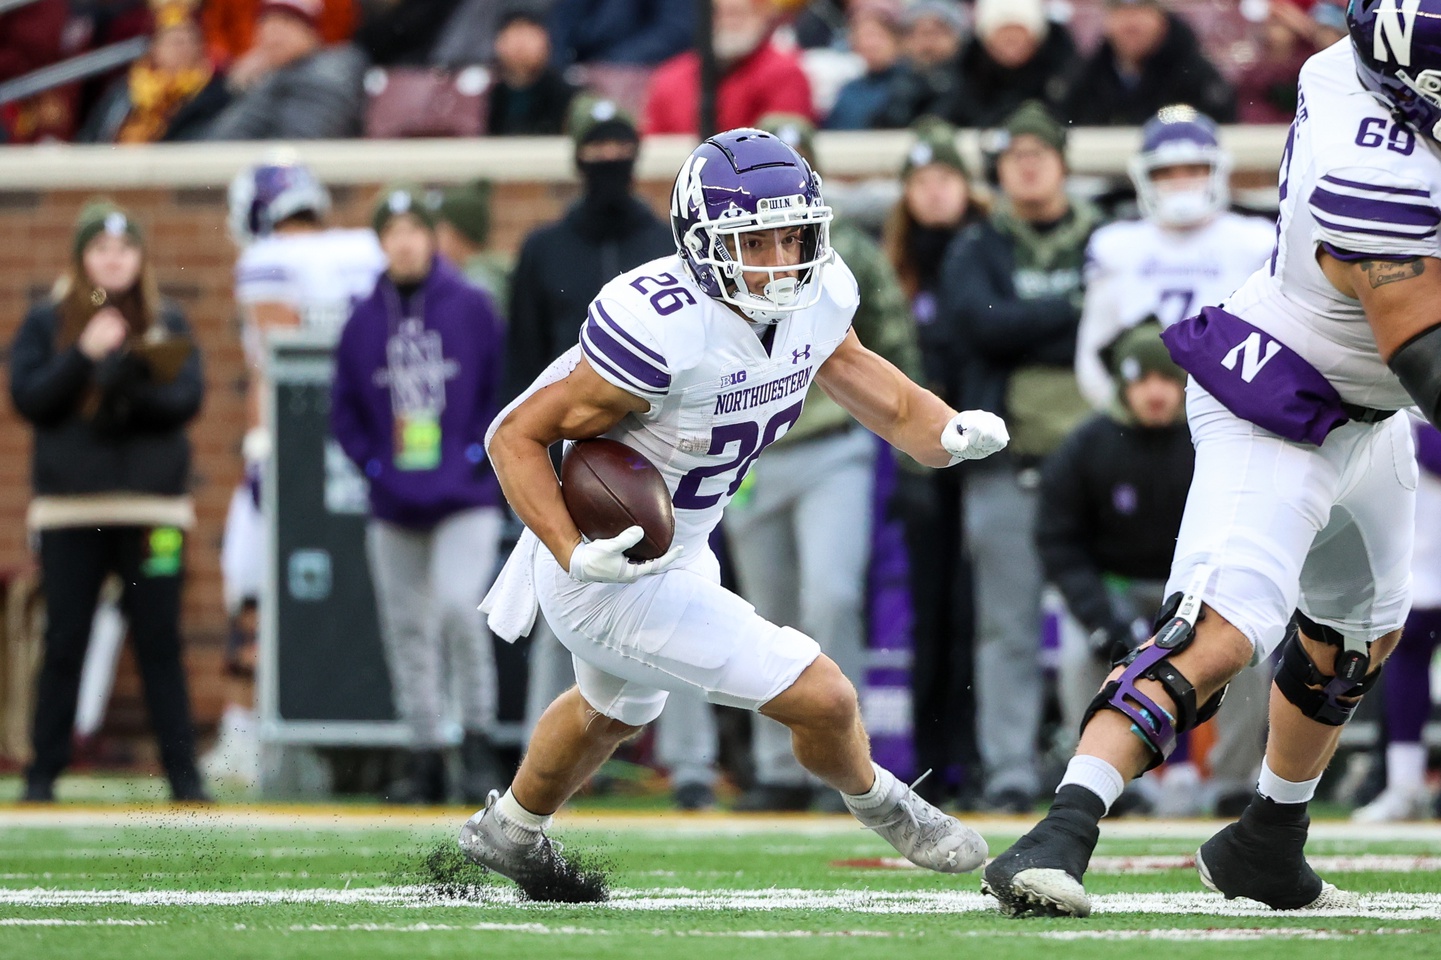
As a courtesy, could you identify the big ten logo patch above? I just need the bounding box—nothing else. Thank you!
[142,527,184,578]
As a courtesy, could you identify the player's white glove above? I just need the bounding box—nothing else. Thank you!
[941,410,1009,464]
[567,526,684,584]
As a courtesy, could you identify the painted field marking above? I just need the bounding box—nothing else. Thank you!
[835,854,1441,874]
[1,887,1439,918]
[0,918,160,927]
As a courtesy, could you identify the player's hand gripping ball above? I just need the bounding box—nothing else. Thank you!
[941,410,1009,463]
[561,439,682,583]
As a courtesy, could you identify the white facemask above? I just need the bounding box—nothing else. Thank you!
[1153,184,1214,228]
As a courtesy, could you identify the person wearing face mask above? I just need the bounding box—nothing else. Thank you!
[1074,107,1275,410]
[10,201,207,803]
[641,0,814,135]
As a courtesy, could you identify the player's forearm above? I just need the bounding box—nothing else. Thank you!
[887,381,958,468]
[489,424,583,571]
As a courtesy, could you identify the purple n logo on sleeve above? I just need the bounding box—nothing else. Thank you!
[1161,306,1351,446]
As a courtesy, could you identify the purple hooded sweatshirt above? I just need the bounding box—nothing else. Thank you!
[331,256,504,528]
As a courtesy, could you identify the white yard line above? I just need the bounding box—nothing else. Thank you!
[0,918,160,926]
[1,886,1438,918]
[840,854,1441,874]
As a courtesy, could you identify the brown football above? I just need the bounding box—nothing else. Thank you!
[560,439,675,561]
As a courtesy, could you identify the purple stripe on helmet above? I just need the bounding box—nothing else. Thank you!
[593,302,667,366]
[1312,214,1436,241]
[237,266,291,282]
[580,339,664,396]
[582,320,671,390]
[1320,174,1432,199]
[1310,187,1441,227]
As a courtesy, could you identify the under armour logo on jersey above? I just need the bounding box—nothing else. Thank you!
[1221,332,1282,383]
[671,155,708,217]
[791,344,812,364]
[1375,0,1423,67]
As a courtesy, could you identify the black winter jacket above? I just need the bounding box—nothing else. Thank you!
[1035,411,1193,637]
[956,24,1078,129]
[10,298,203,497]
[1061,14,1235,126]
[502,196,673,403]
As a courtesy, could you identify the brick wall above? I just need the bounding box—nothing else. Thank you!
[0,177,672,741]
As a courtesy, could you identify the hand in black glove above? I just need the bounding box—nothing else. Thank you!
[1089,619,1148,666]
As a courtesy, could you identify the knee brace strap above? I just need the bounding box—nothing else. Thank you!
[1081,590,1226,771]
[1275,623,1382,726]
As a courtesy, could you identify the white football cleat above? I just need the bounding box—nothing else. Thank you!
[1351,786,1432,823]
[458,790,607,902]
[846,767,987,873]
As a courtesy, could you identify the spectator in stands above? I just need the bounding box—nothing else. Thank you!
[548,0,694,69]
[435,180,512,319]
[642,0,814,134]
[1038,321,1266,817]
[941,102,1102,813]
[1062,0,1235,126]
[956,0,1077,129]
[503,98,671,401]
[353,0,462,66]
[824,1,912,130]
[882,119,988,805]
[11,200,207,804]
[204,0,365,140]
[725,114,922,812]
[0,0,73,144]
[887,0,967,125]
[331,185,508,805]
[202,0,355,67]
[1352,421,1441,823]
[79,2,232,143]
[487,9,576,136]
[1234,0,1338,124]
[788,0,848,50]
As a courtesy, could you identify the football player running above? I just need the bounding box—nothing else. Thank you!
[461,128,1008,899]
[984,0,1441,918]
[1075,105,1275,407]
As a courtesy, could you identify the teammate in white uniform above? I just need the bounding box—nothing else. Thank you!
[458,128,1009,900]
[985,5,1441,919]
[205,163,384,788]
[1075,106,1275,407]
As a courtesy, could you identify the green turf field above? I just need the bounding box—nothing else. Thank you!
[1,805,1439,960]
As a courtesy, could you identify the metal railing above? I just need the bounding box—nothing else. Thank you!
[0,36,150,108]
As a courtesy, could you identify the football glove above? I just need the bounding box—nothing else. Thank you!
[941,410,1009,464]
[568,526,684,584]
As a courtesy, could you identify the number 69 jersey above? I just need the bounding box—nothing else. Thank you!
[1230,40,1441,410]
[579,253,858,557]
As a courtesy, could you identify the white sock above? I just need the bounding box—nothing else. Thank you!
[1256,758,1321,805]
[494,788,553,843]
[843,762,896,811]
[1058,755,1126,813]
[1387,742,1427,793]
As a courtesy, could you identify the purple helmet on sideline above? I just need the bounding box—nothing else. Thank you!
[1128,105,1231,228]
[227,161,331,246]
[670,128,834,323]
[1349,0,1441,141]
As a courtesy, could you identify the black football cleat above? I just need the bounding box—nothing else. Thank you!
[1195,791,1357,909]
[981,785,1104,918]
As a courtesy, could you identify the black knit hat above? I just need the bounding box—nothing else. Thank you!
[436,179,494,246]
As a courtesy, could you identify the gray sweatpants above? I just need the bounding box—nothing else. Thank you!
[964,459,1044,798]
[1055,580,1268,802]
[366,506,502,747]
[722,428,876,786]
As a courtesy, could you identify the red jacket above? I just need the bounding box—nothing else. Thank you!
[642,39,815,135]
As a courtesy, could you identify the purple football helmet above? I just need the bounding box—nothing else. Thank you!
[670,128,833,322]
[227,161,331,246]
[1128,105,1231,228]
[1349,0,1441,141]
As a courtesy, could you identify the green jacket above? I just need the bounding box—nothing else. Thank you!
[774,218,922,449]
[460,251,514,322]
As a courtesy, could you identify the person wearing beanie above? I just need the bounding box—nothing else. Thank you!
[435,180,513,319]
[1061,0,1235,125]
[955,0,1078,128]
[824,2,915,130]
[942,100,1103,814]
[10,200,208,804]
[487,10,577,136]
[330,183,509,805]
[203,0,365,139]
[1037,320,1268,819]
[720,113,924,811]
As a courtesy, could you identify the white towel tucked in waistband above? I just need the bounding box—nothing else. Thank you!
[480,528,542,642]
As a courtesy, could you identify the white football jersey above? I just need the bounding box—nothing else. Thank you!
[234,228,386,357]
[578,254,858,556]
[1077,212,1275,406]
[1225,40,1441,410]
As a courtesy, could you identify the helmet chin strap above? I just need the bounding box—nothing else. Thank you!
[732,275,801,324]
